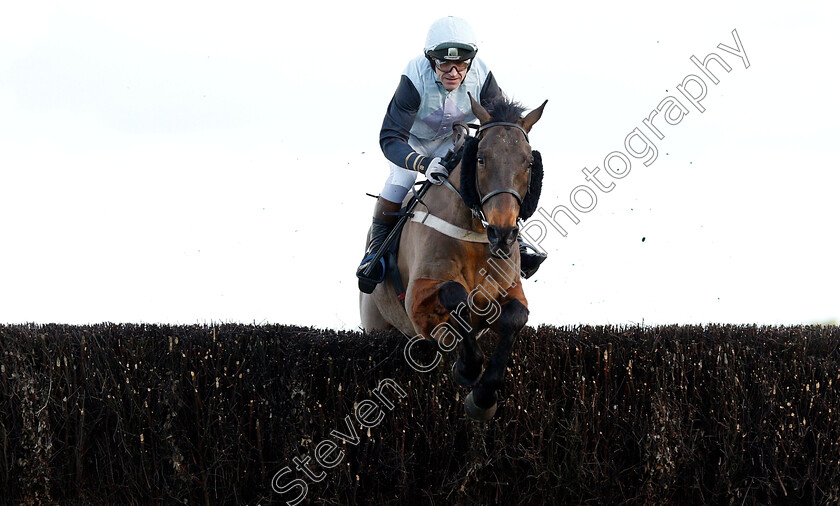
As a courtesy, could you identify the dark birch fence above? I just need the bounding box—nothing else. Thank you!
[1,323,838,504]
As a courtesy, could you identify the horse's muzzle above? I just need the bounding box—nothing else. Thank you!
[487,225,518,259]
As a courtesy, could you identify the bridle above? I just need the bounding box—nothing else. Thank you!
[441,121,533,228]
[474,121,531,208]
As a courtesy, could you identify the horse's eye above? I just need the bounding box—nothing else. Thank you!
[477,157,485,165]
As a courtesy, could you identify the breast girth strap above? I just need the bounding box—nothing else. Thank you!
[410,211,489,243]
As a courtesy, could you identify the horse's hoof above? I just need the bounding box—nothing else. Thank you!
[451,362,482,387]
[464,391,497,421]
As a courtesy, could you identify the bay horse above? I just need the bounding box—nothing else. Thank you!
[360,93,547,421]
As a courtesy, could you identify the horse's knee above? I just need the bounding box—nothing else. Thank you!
[437,281,469,312]
[496,299,529,335]
[409,279,469,339]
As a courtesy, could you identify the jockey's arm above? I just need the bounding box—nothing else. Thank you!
[379,75,425,171]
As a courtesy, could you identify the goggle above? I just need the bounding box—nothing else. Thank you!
[434,58,471,73]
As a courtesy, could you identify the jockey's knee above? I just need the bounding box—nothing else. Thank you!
[380,183,410,204]
[380,164,418,203]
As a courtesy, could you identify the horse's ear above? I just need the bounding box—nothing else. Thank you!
[519,100,548,133]
[468,92,492,125]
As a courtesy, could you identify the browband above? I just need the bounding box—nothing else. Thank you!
[476,122,529,142]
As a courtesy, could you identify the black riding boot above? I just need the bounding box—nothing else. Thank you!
[357,197,402,292]
[519,235,547,279]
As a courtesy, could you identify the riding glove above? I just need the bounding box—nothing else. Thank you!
[425,157,449,185]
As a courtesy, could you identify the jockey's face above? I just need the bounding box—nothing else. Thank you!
[434,60,467,91]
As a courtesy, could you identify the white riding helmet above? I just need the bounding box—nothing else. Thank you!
[424,16,478,61]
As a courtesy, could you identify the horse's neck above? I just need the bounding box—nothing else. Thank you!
[428,164,483,232]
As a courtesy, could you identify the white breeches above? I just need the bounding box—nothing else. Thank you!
[380,136,454,203]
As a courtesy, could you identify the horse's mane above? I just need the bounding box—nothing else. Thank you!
[483,95,526,123]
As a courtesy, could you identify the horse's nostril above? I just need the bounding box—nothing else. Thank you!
[508,227,519,245]
[486,226,499,244]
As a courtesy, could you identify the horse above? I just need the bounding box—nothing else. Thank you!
[360,93,547,421]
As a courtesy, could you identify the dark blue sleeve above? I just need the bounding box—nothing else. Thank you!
[379,75,432,173]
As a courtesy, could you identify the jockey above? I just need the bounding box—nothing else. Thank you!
[357,16,547,285]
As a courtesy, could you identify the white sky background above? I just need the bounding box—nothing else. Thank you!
[1,1,837,328]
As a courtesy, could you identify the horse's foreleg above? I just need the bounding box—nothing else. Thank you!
[465,298,529,421]
[407,279,484,385]
[437,281,484,386]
